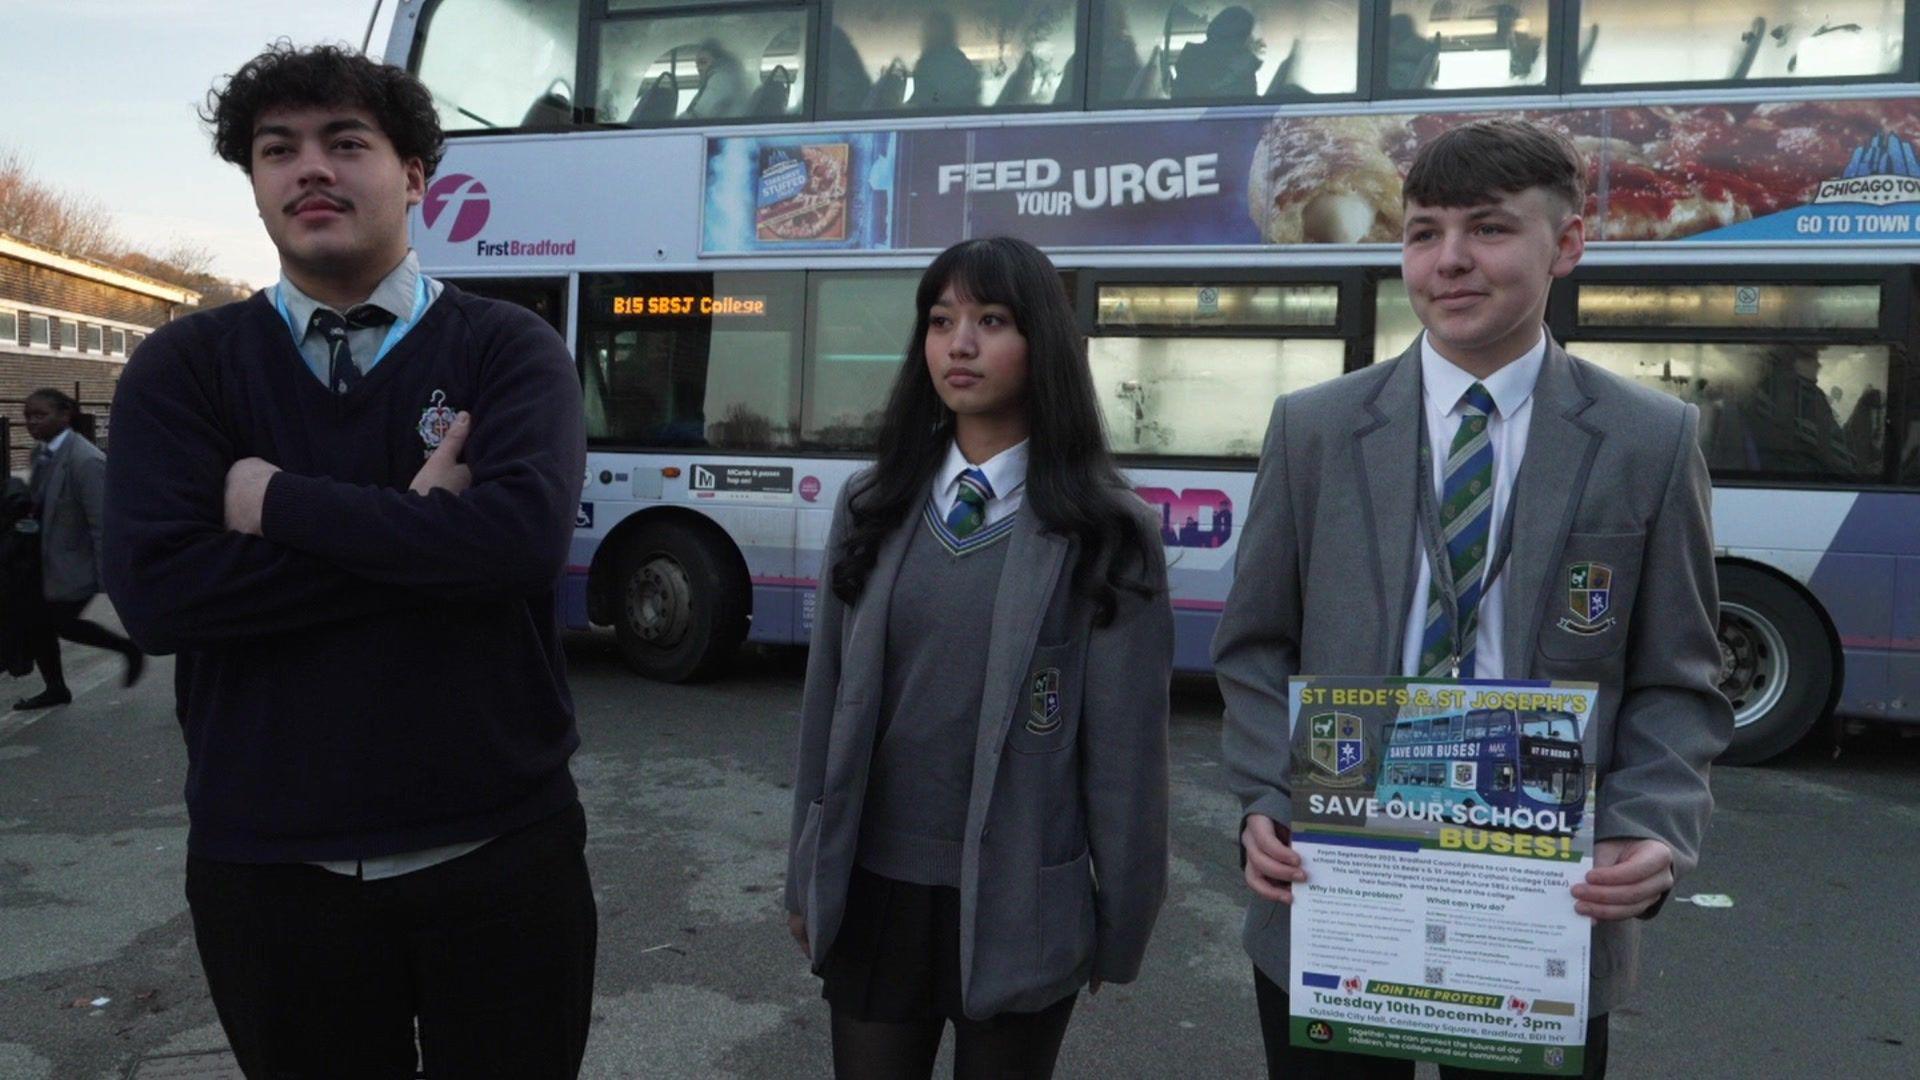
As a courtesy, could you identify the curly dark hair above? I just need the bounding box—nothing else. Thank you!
[202,40,444,177]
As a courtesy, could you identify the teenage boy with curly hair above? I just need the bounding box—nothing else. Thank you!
[103,43,593,1078]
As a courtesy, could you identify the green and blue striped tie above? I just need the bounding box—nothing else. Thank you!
[945,468,992,538]
[1419,382,1497,678]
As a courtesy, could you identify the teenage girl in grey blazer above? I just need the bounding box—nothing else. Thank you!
[785,237,1174,1078]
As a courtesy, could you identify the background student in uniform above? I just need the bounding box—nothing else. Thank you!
[1214,119,1733,1079]
[784,236,1174,1080]
[13,388,144,710]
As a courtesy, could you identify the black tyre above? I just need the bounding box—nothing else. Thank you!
[613,522,749,683]
[1716,564,1835,765]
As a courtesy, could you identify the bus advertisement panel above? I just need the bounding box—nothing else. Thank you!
[702,99,1920,254]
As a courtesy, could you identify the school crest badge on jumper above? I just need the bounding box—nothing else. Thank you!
[1027,668,1063,735]
[1307,711,1367,787]
[417,389,456,458]
[1558,561,1619,636]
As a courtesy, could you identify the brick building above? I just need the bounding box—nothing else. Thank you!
[1,231,200,474]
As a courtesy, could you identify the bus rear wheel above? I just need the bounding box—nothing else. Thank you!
[614,522,748,683]
[1715,565,1834,765]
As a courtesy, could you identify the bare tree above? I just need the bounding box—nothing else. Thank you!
[0,148,123,259]
[0,146,250,307]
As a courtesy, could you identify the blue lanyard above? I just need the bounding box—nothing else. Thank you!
[274,272,431,371]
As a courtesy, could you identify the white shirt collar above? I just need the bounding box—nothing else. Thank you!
[1420,329,1547,419]
[45,429,71,454]
[937,438,1030,502]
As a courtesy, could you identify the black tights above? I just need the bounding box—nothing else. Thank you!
[830,993,1077,1080]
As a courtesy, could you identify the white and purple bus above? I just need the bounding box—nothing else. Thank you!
[382,0,1920,763]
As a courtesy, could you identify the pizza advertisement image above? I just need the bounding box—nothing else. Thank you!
[1248,98,1920,245]
[1286,676,1601,1075]
[702,132,895,253]
[756,143,851,243]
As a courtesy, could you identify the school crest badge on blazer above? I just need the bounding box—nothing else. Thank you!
[417,389,456,457]
[1307,711,1367,787]
[1559,562,1619,636]
[1027,668,1062,735]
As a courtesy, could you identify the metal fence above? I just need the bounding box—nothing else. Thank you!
[1,385,109,478]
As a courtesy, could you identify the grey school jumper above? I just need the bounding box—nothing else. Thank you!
[857,513,1014,887]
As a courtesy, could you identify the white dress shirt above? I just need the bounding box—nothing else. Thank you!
[933,438,1029,526]
[1399,330,1547,680]
[44,429,71,455]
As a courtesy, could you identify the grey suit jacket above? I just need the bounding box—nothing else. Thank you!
[36,433,108,603]
[1214,338,1733,1014]
[786,476,1175,1019]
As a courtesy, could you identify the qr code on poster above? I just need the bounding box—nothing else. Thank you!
[1425,923,1447,945]
[1426,965,1445,985]
[1546,958,1568,979]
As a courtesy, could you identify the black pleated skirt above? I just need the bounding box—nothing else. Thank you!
[820,864,969,1022]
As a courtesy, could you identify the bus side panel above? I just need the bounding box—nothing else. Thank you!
[1814,492,1920,722]
[1125,466,1255,674]
[1890,558,1920,722]
[1811,553,1896,718]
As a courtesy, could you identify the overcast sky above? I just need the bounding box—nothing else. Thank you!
[3,0,402,287]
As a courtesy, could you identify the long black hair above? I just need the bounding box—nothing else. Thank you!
[830,237,1159,624]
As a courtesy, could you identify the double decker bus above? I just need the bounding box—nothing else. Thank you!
[381,0,1920,764]
[1375,709,1585,829]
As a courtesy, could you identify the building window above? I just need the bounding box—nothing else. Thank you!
[110,329,126,355]
[597,7,812,125]
[1576,0,1906,87]
[29,315,49,347]
[59,320,78,349]
[1384,0,1550,94]
[85,325,104,352]
[0,311,15,346]
[128,331,145,354]
[822,0,1081,116]
[413,0,583,132]
[1092,0,1363,106]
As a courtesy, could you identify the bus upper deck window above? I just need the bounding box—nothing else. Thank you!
[1577,0,1905,87]
[1383,0,1550,94]
[598,7,811,125]
[1091,0,1363,105]
[413,0,583,133]
[823,0,1080,116]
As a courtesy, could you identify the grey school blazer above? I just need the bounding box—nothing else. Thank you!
[785,476,1174,1020]
[1214,338,1733,1015]
[34,432,108,603]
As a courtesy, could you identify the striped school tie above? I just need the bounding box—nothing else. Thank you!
[308,305,396,394]
[1419,382,1497,679]
[944,467,994,538]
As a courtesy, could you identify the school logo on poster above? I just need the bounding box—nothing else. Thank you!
[1027,668,1062,735]
[1558,562,1618,636]
[1308,712,1367,786]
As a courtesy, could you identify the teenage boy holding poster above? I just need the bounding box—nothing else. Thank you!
[1214,118,1733,1078]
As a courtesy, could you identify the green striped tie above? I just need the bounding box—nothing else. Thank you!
[1419,382,1497,678]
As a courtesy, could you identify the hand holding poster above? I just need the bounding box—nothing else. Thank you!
[1288,677,1597,1075]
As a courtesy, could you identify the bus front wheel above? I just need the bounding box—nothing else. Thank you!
[614,522,749,683]
[1715,565,1834,765]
